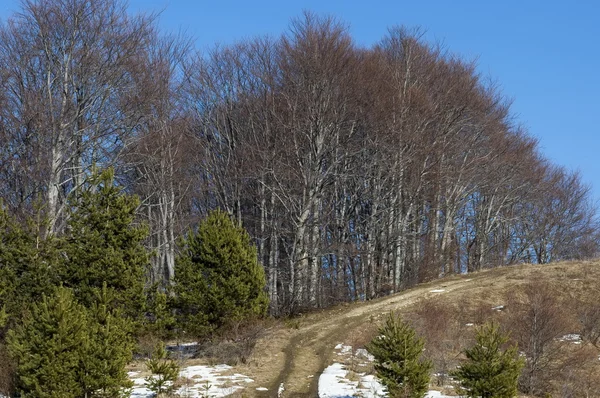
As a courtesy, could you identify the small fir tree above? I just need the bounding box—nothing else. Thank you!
[144,285,176,338]
[366,312,432,398]
[7,285,137,398]
[7,287,88,398]
[452,322,524,398]
[145,342,180,396]
[62,168,148,318]
[174,210,268,336]
[0,206,61,327]
[79,283,135,398]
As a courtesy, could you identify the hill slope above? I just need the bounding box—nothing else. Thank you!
[130,261,600,397]
[237,261,600,397]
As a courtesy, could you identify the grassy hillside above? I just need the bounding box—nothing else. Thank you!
[131,261,600,397]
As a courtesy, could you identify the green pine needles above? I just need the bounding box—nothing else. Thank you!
[452,322,524,398]
[366,312,432,398]
[174,210,269,336]
[62,168,148,319]
[0,205,61,326]
[145,342,180,396]
[7,287,88,397]
[7,286,135,397]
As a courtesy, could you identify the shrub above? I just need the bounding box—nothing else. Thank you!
[506,281,574,395]
[366,312,432,398]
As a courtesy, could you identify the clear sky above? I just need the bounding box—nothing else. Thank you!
[1,0,599,203]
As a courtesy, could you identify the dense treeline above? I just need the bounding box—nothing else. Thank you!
[0,0,597,316]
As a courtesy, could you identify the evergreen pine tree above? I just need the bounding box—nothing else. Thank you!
[366,312,432,398]
[145,342,180,396]
[452,322,524,398]
[79,283,135,398]
[7,285,137,398]
[174,210,268,336]
[0,206,61,326]
[144,285,176,338]
[7,287,88,398]
[62,168,148,318]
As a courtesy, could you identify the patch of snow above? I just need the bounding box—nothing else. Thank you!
[355,348,375,362]
[256,387,268,391]
[491,305,505,311]
[318,363,358,397]
[465,323,474,327]
[131,377,146,386]
[318,362,452,398]
[130,385,153,398]
[129,364,253,397]
[278,383,285,397]
[430,289,445,293]
[177,341,199,347]
[335,343,344,350]
[360,374,387,396]
[559,334,582,344]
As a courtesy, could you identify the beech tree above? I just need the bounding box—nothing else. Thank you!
[0,0,154,233]
[125,32,197,285]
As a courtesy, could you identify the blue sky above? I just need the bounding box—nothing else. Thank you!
[1,0,599,203]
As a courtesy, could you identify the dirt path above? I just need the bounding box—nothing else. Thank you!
[246,271,493,397]
[242,262,583,397]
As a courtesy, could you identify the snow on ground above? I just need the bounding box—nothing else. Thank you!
[559,333,582,344]
[354,348,374,362]
[322,344,455,397]
[129,364,254,397]
[318,362,454,398]
[178,341,200,347]
[334,345,374,361]
[318,363,386,398]
[430,289,446,293]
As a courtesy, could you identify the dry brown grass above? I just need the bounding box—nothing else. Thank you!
[147,260,600,397]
